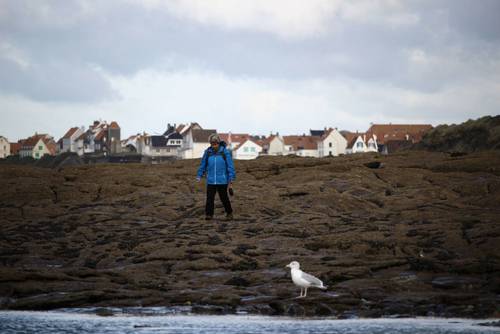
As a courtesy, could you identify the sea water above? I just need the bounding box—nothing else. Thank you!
[0,310,498,334]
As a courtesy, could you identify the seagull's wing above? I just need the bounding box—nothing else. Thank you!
[301,271,324,287]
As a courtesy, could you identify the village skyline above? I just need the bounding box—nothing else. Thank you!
[1,118,436,162]
[0,113,481,144]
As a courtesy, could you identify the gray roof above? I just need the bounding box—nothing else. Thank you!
[310,130,325,137]
[192,129,216,143]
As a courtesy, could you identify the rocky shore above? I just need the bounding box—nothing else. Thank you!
[0,151,499,318]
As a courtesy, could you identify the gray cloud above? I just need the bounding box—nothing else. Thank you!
[0,0,499,119]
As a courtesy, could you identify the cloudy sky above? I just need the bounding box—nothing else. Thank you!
[1,0,499,141]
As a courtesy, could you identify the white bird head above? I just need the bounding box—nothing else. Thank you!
[286,261,300,269]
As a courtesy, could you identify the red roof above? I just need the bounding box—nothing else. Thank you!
[21,134,47,148]
[61,127,79,139]
[41,138,57,155]
[233,138,262,151]
[9,142,21,155]
[176,124,185,133]
[320,128,335,140]
[366,124,432,144]
[219,133,250,144]
[95,130,106,141]
[283,135,319,150]
[341,131,360,147]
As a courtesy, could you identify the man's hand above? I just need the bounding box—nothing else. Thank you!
[196,177,201,182]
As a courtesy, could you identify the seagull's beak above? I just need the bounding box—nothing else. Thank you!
[285,264,290,268]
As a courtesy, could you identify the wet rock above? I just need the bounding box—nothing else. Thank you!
[314,303,334,316]
[431,276,483,290]
[95,307,114,317]
[1,151,499,318]
[268,301,286,315]
[286,303,305,316]
[231,259,258,271]
[477,321,500,327]
[224,277,251,287]
[207,235,223,246]
[364,161,382,169]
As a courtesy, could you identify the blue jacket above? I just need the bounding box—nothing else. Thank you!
[197,146,236,185]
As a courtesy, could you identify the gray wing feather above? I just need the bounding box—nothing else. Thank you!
[301,271,323,286]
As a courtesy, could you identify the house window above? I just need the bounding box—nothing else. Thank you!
[35,153,39,158]
[156,149,160,153]
[356,142,363,148]
[243,147,249,153]
[329,151,332,156]
[329,142,332,147]
[250,147,256,152]
[39,145,43,150]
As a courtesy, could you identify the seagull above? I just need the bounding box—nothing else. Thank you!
[285,261,327,298]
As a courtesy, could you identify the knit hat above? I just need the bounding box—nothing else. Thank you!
[208,133,221,143]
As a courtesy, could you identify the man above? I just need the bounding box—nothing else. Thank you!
[196,134,235,220]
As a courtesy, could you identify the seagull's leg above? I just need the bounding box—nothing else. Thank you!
[304,287,308,297]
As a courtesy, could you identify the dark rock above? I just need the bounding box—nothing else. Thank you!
[286,303,305,316]
[315,303,334,316]
[364,161,382,169]
[431,276,483,290]
[224,277,251,287]
[207,235,223,245]
[477,321,500,327]
[95,308,114,317]
[231,259,258,271]
[1,150,499,319]
[408,258,437,271]
[268,301,285,315]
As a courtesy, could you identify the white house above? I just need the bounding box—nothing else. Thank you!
[19,134,56,159]
[317,128,348,157]
[121,134,140,153]
[366,136,378,152]
[219,132,250,151]
[73,120,121,156]
[58,127,84,154]
[0,136,10,158]
[181,126,216,159]
[345,134,378,154]
[232,139,262,160]
[266,135,285,155]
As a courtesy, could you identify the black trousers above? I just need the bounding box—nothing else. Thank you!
[206,184,233,216]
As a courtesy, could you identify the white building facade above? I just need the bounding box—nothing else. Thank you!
[318,128,348,157]
[233,139,262,160]
[0,136,10,158]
